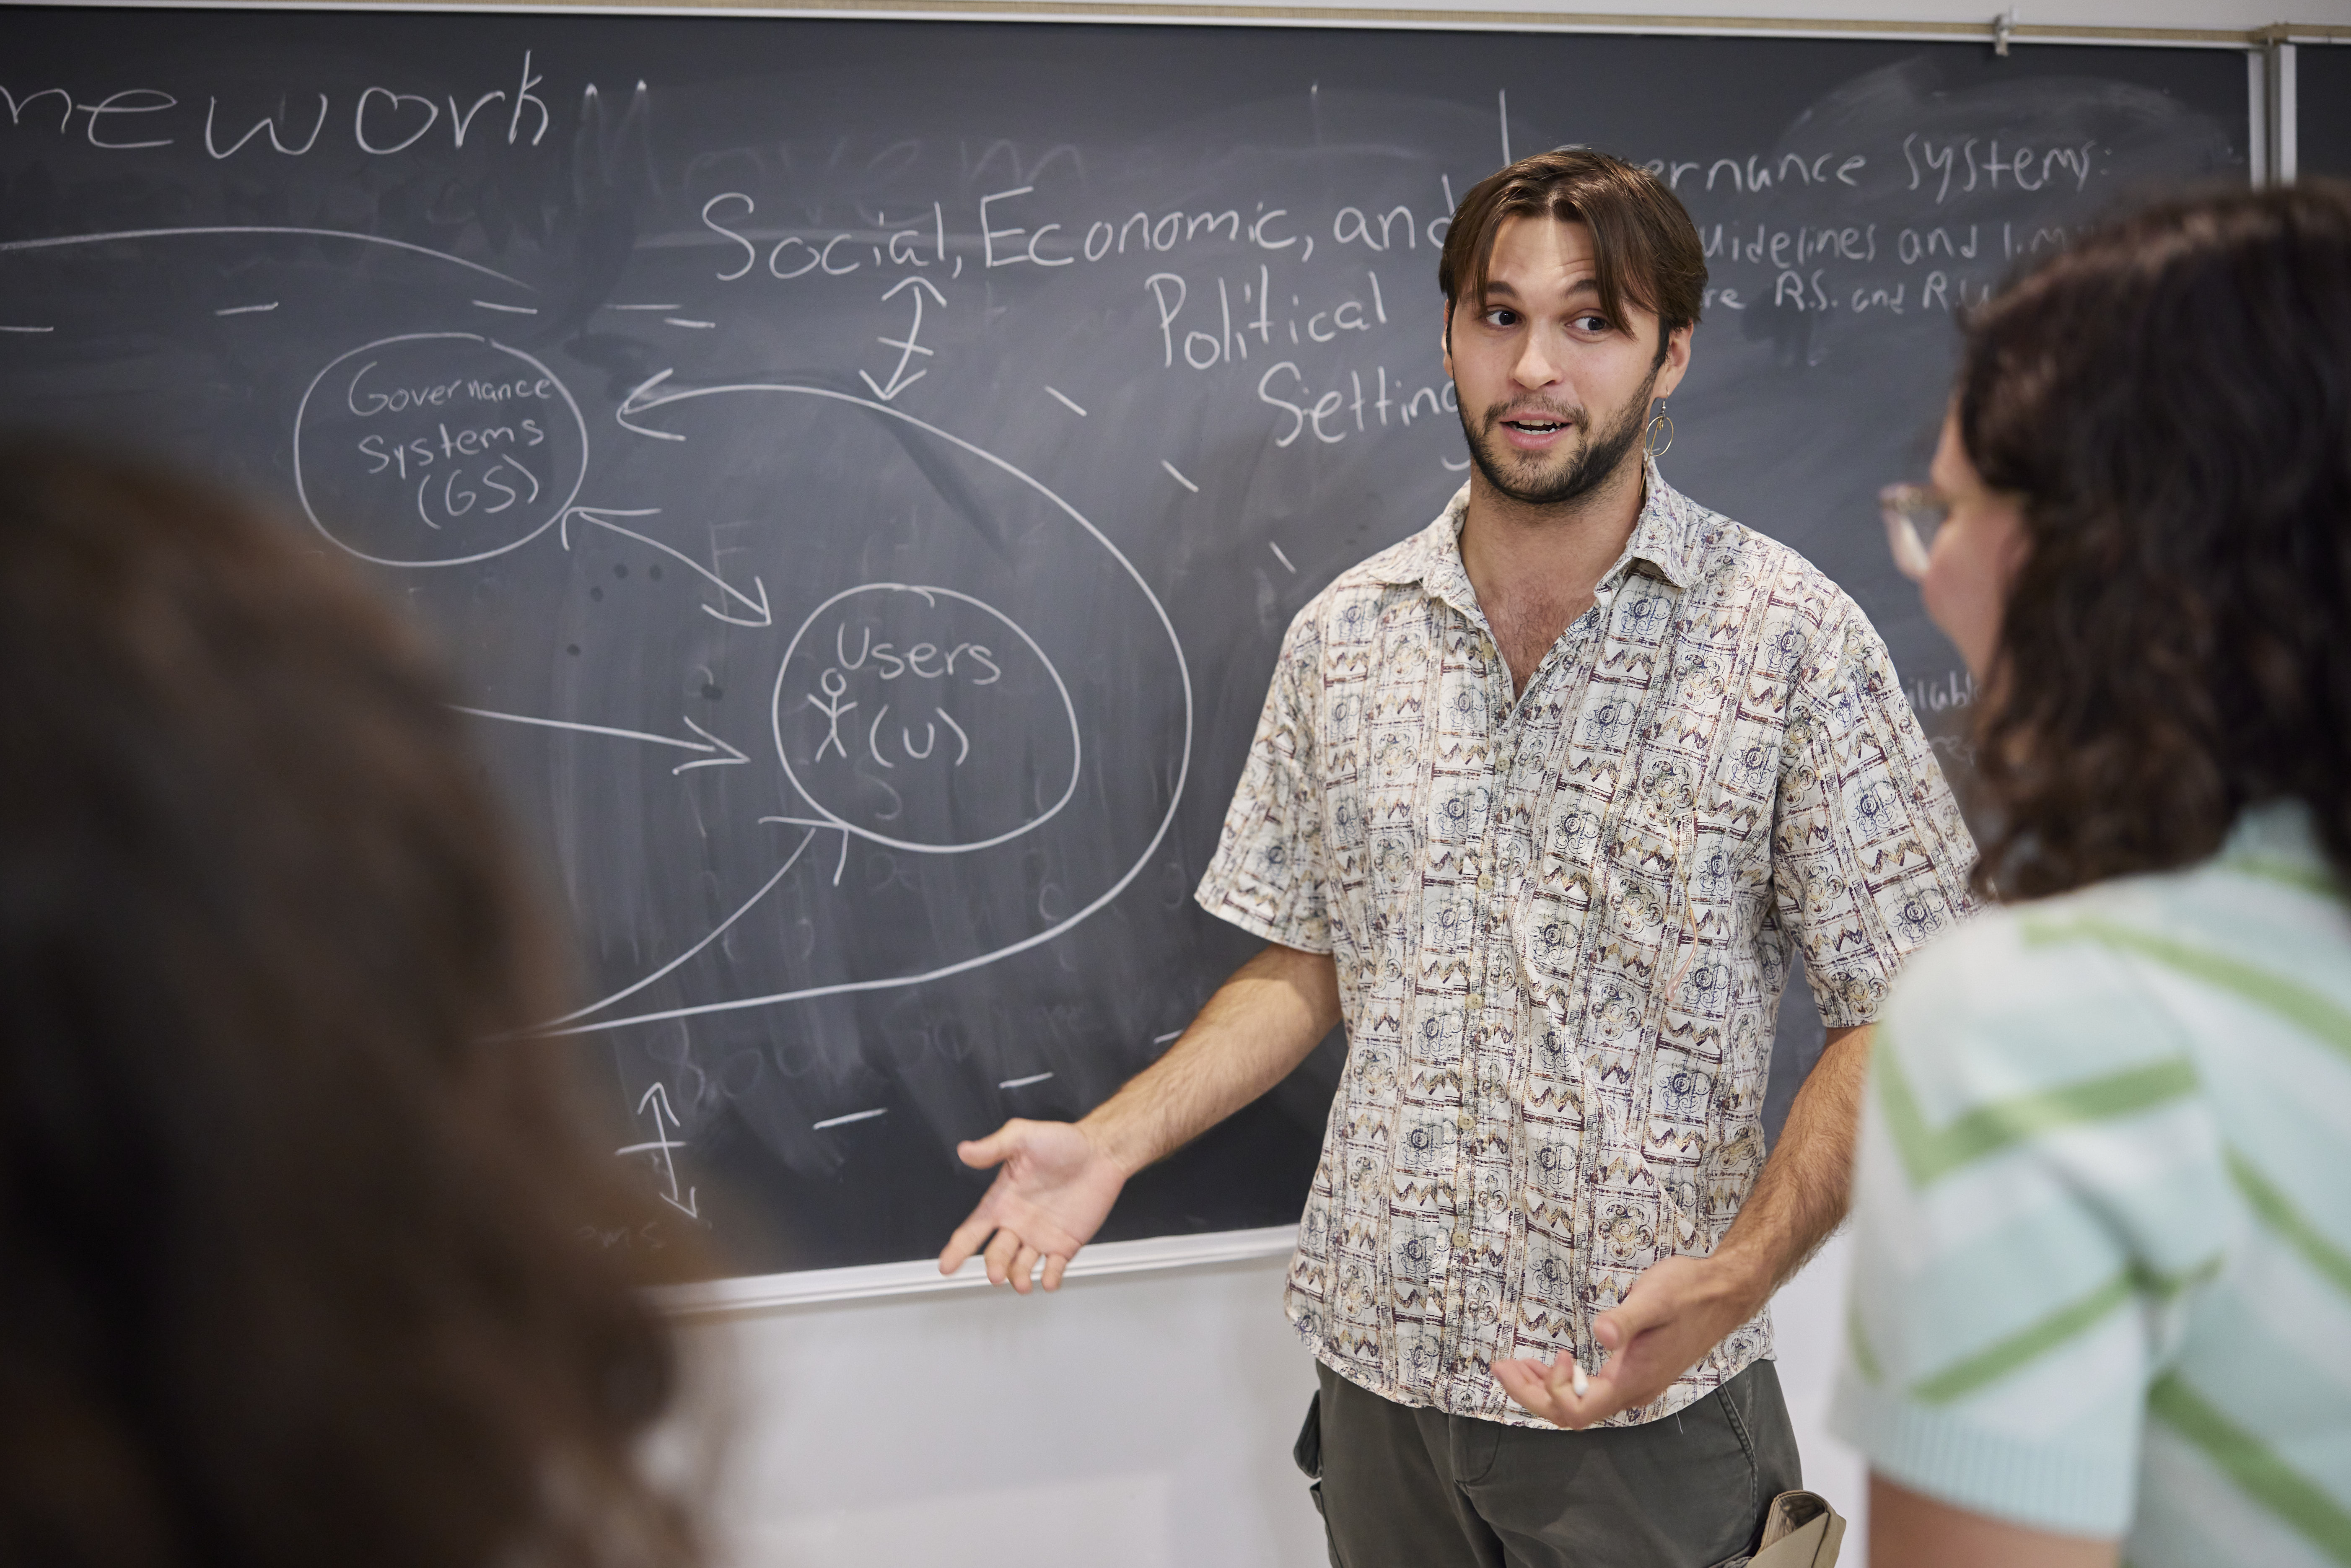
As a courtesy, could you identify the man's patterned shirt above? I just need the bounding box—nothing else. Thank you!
[1196,469,1978,1428]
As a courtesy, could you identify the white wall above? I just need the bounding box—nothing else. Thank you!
[684,1254,1326,1568]
[684,1232,1867,1568]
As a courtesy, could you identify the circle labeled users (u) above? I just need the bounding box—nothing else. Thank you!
[773,583,1081,853]
[293,332,587,568]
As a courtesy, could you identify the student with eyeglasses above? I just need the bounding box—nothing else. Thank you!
[1833,182,2351,1568]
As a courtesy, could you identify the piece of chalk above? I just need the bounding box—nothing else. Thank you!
[1571,1362,1589,1397]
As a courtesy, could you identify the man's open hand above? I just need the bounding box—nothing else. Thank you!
[1491,1253,1767,1428]
[937,1119,1128,1293]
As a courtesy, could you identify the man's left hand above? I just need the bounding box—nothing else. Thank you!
[1491,1252,1767,1428]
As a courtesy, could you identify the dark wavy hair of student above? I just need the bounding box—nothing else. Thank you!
[1439,146,1709,360]
[1958,179,2351,899]
[0,446,703,1568]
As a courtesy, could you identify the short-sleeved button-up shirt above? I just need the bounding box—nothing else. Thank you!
[1196,469,1978,1428]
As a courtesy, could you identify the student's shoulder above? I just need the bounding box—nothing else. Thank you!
[1881,879,2197,1097]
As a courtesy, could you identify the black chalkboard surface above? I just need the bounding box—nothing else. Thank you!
[2301,45,2351,179]
[0,7,2244,1278]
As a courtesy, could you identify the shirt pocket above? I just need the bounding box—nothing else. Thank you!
[1597,765,1693,1000]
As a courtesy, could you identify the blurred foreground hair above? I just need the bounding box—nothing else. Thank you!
[1959,180,2351,898]
[0,447,699,1568]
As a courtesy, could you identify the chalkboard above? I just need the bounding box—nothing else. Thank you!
[0,7,2245,1279]
[2300,45,2351,179]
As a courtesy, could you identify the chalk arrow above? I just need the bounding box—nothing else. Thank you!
[545,827,819,1031]
[675,715,750,771]
[453,705,751,776]
[859,276,949,403]
[561,505,772,628]
[618,367,687,440]
[622,1083,701,1219]
[760,814,856,886]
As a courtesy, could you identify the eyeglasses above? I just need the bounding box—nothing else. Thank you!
[1878,483,1951,582]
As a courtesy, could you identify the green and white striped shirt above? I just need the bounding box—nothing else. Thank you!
[1831,802,2351,1565]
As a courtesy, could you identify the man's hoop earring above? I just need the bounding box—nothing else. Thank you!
[1645,400,1675,459]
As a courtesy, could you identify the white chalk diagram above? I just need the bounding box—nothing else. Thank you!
[534,380,1187,1037]
[770,581,1085,856]
[3,220,1197,1174]
[256,244,1190,1014]
[294,330,589,568]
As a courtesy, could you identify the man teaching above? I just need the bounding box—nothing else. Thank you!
[940,148,1977,1565]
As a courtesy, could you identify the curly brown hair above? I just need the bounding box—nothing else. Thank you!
[1959,180,2351,900]
[0,447,702,1568]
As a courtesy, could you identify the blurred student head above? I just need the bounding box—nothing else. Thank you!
[1891,180,2351,899]
[0,447,697,1568]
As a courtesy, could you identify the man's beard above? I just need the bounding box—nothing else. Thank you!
[1458,372,1657,508]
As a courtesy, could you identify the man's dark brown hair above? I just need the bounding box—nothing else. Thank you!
[1438,147,1708,361]
[0,446,703,1568]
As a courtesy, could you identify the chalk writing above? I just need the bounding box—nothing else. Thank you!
[2,54,553,156]
[294,333,586,569]
[775,584,1073,854]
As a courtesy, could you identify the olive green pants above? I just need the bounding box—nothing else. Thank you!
[1301,1359,1802,1568]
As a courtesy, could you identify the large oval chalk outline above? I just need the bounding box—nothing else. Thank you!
[773,583,1083,854]
[293,332,587,568]
[551,380,1193,1036]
